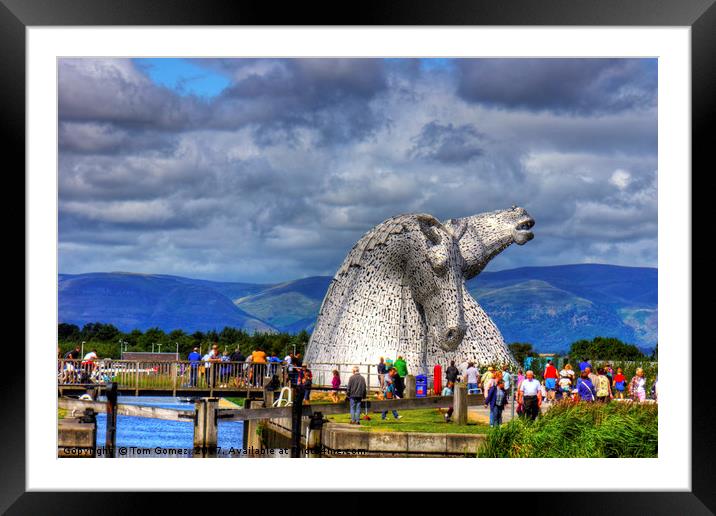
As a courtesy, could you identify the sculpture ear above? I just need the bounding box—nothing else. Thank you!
[449,219,468,241]
[416,214,443,245]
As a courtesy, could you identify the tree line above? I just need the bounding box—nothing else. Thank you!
[58,322,310,360]
[508,336,655,366]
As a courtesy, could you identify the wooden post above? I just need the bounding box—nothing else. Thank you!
[405,375,416,399]
[193,398,218,458]
[105,382,118,458]
[290,385,304,458]
[135,361,140,396]
[454,382,468,425]
[263,376,275,409]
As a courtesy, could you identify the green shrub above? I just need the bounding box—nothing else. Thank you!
[478,402,658,458]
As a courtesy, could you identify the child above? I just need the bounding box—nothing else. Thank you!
[442,381,455,422]
[612,367,626,399]
[330,369,341,403]
[301,366,313,405]
[558,373,572,400]
[381,369,401,420]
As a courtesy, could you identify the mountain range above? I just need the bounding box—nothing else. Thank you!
[58,264,657,353]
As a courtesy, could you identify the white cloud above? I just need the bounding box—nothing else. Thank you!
[610,169,632,189]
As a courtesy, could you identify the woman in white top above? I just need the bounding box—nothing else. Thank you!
[628,367,647,402]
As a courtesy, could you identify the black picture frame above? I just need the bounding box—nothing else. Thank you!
[4,0,711,512]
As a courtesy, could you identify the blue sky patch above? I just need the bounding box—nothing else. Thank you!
[134,58,230,98]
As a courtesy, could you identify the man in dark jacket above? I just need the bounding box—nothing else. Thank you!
[445,361,460,384]
[485,379,508,427]
[347,366,367,425]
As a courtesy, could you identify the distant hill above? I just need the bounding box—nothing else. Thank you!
[467,264,657,352]
[58,264,657,352]
[58,272,276,333]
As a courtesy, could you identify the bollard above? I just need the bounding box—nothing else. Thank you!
[453,382,468,425]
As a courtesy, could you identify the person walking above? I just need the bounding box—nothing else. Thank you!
[594,367,612,403]
[301,365,313,404]
[585,367,599,391]
[543,360,559,403]
[518,370,542,421]
[485,378,509,427]
[347,366,367,425]
[394,355,408,378]
[377,357,387,390]
[577,370,597,402]
[381,368,402,421]
[250,347,267,387]
[628,367,647,403]
[558,367,573,401]
[187,347,201,387]
[612,367,627,399]
[465,362,479,394]
[446,361,460,384]
[502,365,512,395]
[391,363,405,398]
[442,381,455,422]
[330,369,341,402]
[482,366,495,395]
[205,344,221,388]
[579,358,592,372]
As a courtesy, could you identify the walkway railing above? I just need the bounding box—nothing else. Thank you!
[57,359,288,393]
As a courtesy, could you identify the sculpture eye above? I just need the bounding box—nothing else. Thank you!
[427,246,448,275]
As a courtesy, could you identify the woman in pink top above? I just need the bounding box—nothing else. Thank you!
[331,370,341,402]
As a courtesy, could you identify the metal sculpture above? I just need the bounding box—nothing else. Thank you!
[305,207,535,373]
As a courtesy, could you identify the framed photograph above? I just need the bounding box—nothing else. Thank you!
[7,0,711,510]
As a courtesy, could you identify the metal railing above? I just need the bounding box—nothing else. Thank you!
[57,359,288,391]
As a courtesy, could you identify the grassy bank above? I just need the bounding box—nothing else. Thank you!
[327,408,489,434]
[478,401,658,458]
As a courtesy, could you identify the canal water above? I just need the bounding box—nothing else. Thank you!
[94,396,244,458]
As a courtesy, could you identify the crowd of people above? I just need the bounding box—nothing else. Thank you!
[59,346,657,428]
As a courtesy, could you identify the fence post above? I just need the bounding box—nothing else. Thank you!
[405,375,416,399]
[454,382,468,425]
[193,398,219,458]
[135,361,140,396]
[105,382,118,458]
[171,362,178,397]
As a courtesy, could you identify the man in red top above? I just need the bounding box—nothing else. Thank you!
[543,360,559,402]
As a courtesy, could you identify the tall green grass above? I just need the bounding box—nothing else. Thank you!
[478,402,658,458]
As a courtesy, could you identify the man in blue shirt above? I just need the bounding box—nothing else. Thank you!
[579,358,592,372]
[502,365,512,392]
[188,347,201,387]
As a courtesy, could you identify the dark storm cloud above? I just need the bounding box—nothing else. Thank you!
[58,59,208,130]
[210,59,389,144]
[456,59,657,114]
[408,121,485,164]
[58,58,658,282]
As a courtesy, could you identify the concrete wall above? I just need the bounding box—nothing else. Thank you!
[58,417,96,457]
[262,419,484,458]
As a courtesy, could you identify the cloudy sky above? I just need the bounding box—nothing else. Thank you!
[58,58,657,283]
